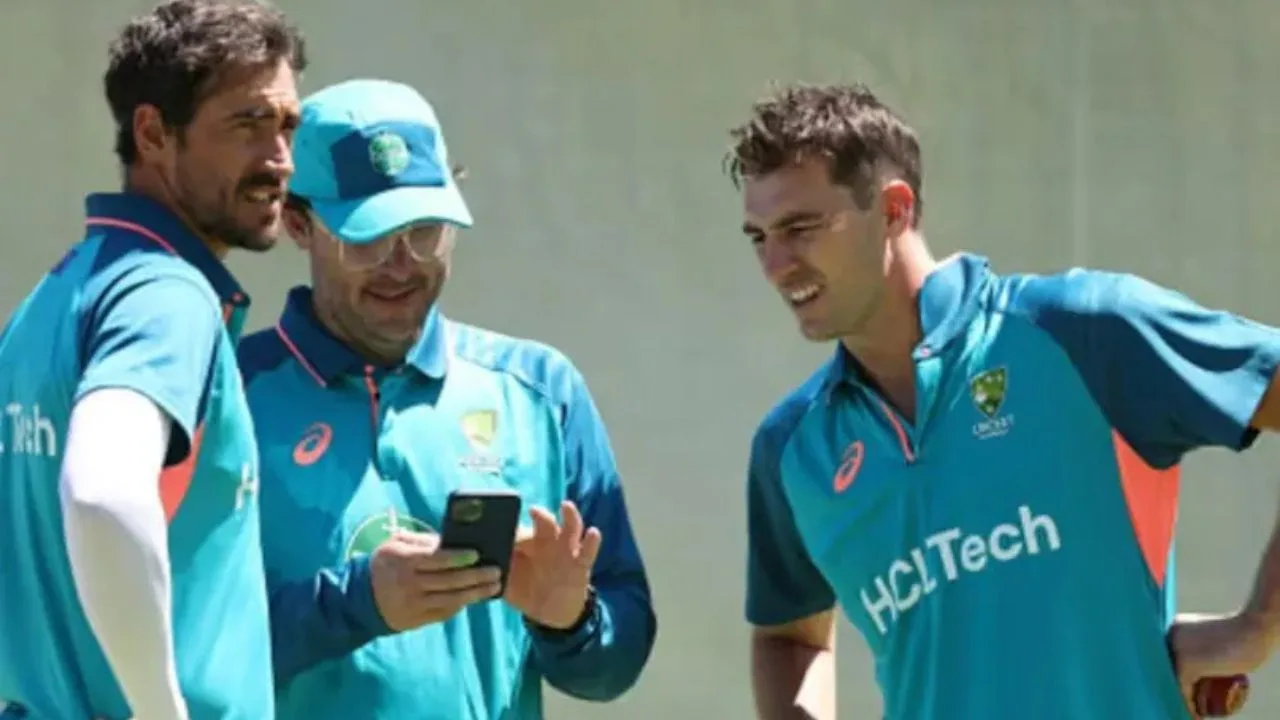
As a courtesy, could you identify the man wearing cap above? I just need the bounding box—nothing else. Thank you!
[237,78,656,719]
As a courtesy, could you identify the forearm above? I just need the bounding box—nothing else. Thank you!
[751,635,836,720]
[530,579,656,701]
[1243,500,1280,647]
[270,556,392,684]
[60,390,185,720]
[65,490,183,718]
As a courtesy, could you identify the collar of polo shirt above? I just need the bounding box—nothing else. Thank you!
[821,253,993,395]
[84,192,250,308]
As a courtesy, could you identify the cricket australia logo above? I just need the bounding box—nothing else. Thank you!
[345,507,434,560]
[369,131,411,176]
[969,367,1014,439]
[458,409,504,474]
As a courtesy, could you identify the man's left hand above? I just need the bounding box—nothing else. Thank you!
[1169,611,1273,715]
[505,500,601,630]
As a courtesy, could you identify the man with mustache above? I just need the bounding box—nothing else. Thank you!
[0,1,304,719]
[728,82,1280,719]
[237,78,656,719]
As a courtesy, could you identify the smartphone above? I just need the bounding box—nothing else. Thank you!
[439,489,523,592]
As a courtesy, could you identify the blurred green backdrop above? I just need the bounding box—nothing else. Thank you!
[3,0,1280,717]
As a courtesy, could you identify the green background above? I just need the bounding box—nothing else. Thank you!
[4,0,1280,716]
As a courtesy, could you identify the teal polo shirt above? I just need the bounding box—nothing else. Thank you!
[0,193,271,720]
[748,254,1280,719]
[238,286,656,719]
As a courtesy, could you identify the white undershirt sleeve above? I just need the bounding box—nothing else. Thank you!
[60,388,189,720]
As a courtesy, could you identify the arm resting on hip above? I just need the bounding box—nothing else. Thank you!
[751,611,837,720]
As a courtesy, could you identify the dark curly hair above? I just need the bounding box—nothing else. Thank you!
[725,83,924,226]
[104,0,307,165]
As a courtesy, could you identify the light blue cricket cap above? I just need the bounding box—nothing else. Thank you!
[288,78,473,244]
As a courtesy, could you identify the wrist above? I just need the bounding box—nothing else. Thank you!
[528,585,596,634]
[1239,605,1280,651]
[350,554,394,636]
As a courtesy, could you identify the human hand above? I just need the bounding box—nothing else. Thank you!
[1169,611,1271,717]
[504,501,601,630]
[370,531,502,631]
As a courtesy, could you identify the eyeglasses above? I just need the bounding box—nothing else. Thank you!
[335,223,455,270]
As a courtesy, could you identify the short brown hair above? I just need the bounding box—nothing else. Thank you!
[104,0,308,165]
[725,83,924,225]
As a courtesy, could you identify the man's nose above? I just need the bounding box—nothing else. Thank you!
[379,239,417,279]
[759,236,798,282]
[263,132,294,178]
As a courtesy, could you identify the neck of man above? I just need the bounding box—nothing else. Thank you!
[350,338,414,370]
[124,166,230,260]
[309,294,415,370]
[840,232,937,421]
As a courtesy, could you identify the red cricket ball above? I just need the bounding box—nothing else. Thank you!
[1194,675,1250,717]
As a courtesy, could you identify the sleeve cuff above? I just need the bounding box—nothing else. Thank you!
[1235,337,1280,451]
[526,588,601,657]
[344,554,394,638]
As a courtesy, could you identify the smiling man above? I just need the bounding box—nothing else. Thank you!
[0,1,304,719]
[237,78,656,719]
[726,83,1280,720]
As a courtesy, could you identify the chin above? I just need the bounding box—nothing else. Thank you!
[246,235,279,252]
[229,227,280,253]
[798,324,839,342]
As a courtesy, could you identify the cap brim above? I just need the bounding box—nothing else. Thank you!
[309,183,473,244]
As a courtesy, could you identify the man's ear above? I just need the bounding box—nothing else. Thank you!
[880,179,916,234]
[282,206,313,250]
[132,104,171,162]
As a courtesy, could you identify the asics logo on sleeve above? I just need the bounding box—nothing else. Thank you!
[833,441,865,493]
[292,422,333,466]
[860,505,1063,635]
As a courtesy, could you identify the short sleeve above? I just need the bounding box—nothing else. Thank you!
[1018,270,1280,468]
[745,425,835,627]
[76,273,223,468]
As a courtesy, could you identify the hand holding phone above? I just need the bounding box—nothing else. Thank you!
[369,531,502,631]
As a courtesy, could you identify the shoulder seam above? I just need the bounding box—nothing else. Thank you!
[755,377,825,464]
[99,253,223,312]
[449,322,568,406]
[238,328,296,387]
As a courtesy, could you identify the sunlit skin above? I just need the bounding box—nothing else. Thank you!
[128,58,301,258]
[741,158,936,418]
[284,211,457,366]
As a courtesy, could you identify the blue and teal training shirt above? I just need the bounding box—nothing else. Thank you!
[238,286,656,720]
[746,253,1280,720]
[0,193,272,720]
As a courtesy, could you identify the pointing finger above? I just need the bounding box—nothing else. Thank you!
[560,501,584,554]
[412,548,480,573]
[578,526,603,568]
[514,524,535,544]
[414,565,501,593]
[529,506,561,543]
[393,531,440,551]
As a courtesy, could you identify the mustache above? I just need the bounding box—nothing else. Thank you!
[238,173,287,193]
